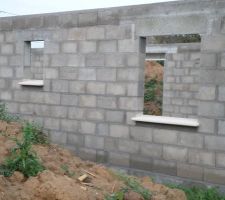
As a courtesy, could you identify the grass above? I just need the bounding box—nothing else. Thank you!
[168,184,225,200]
[60,164,75,177]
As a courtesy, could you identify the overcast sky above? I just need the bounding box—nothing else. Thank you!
[1,0,178,17]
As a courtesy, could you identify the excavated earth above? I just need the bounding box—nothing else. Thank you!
[0,120,187,200]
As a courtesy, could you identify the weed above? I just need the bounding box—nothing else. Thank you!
[105,189,126,200]
[116,172,151,200]
[167,184,225,200]
[60,164,75,177]
[22,122,48,145]
[0,103,19,122]
[0,122,45,177]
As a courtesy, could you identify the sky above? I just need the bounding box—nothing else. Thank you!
[0,0,178,17]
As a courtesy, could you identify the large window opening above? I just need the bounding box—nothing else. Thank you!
[143,34,201,117]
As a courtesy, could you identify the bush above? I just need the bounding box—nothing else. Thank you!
[0,123,45,177]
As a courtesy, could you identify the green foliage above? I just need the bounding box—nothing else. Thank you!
[104,190,126,200]
[60,164,75,177]
[0,103,19,122]
[0,123,45,177]
[22,122,48,145]
[117,173,151,200]
[168,184,225,200]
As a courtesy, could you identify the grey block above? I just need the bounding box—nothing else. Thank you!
[130,127,152,142]
[97,69,116,81]
[188,150,215,166]
[86,27,105,40]
[109,152,130,167]
[86,109,104,121]
[78,69,96,81]
[153,129,177,145]
[98,40,117,53]
[79,41,97,53]
[118,139,139,154]
[205,136,225,151]
[140,143,162,158]
[178,132,203,148]
[78,12,97,26]
[109,125,129,138]
[106,110,124,123]
[106,83,126,96]
[79,95,96,107]
[61,119,78,132]
[177,163,203,181]
[163,146,188,162]
[79,121,96,134]
[86,82,106,95]
[61,94,78,106]
[97,96,117,109]
[85,135,104,149]
[62,42,77,53]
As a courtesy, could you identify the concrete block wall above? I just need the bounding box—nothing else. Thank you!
[1,0,225,187]
[163,43,200,118]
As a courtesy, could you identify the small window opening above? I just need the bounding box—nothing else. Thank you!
[24,40,44,80]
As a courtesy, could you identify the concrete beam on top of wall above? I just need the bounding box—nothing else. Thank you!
[136,15,207,36]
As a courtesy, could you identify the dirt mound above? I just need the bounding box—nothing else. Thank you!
[0,120,186,200]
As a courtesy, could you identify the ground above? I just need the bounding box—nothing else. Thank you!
[0,120,187,200]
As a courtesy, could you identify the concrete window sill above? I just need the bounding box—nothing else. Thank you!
[132,114,199,127]
[18,79,44,87]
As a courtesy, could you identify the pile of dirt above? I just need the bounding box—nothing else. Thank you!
[145,61,163,82]
[0,120,186,200]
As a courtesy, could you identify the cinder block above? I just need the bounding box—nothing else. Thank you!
[97,96,117,109]
[153,159,177,176]
[178,132,203,148]
[218,120,225,135]
[117,68,140,81]
[78,12,97,26]
[105,53,125,67]
[218,86,225,101]
[189,149,215,166]
[79,41,96,53]
[0,67,13,78]
[86,82,106,95]
[130,155,152,171]
[118,39,137,52]
[49,131,67,144]
[44,118,60,130]
[67,54,85,67]
[140,143,162,158]
[68,107,85,120]
[61,119,78,132]
[45,42,60,54]
[52,80,69,93]
[109,152,130,167]
[118,139,139,154]
[105,25,131,39]
[50,54,67,66]
[78,69,96,81]
[86,109,104,121]
[67,27,86,40]
[86,27,105,40]
[85,135,104,149]
[177,163,203,180]
[0,91,12,100]
[79,95,96,107]
[50,106,67,118]
[79,121,96,134]
[130,127,152,142]
[202,35,225,51]
[106,83,126,96]
[198,118,215,134]
[61,94,78,106]
[119,97,143,111]
[44,93,61,105]
[1,44,13,54]
[0,33,4,42]
[62,42,77,53]
[126,54,139,67]
[97,123,109,136]
[198,86,216,100]
[104,137,118,151]
[106,110,124,123]
[204,168,225,185]
[127,83,140,96]
[44,68,59,79]
[0,56,8,66]
[200,53,217,68]
[153,129,177,145]
[86,54,104,67]
[97,69,116,81]
[67,133,84,147]
[59,67,78,80]
[198,102,224,117]
[205,136,225,151]
[163,146,188,162]
[216,153,225,168]
[109,125,129,138]
[98,40,117,53]
[69,81,86,94]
